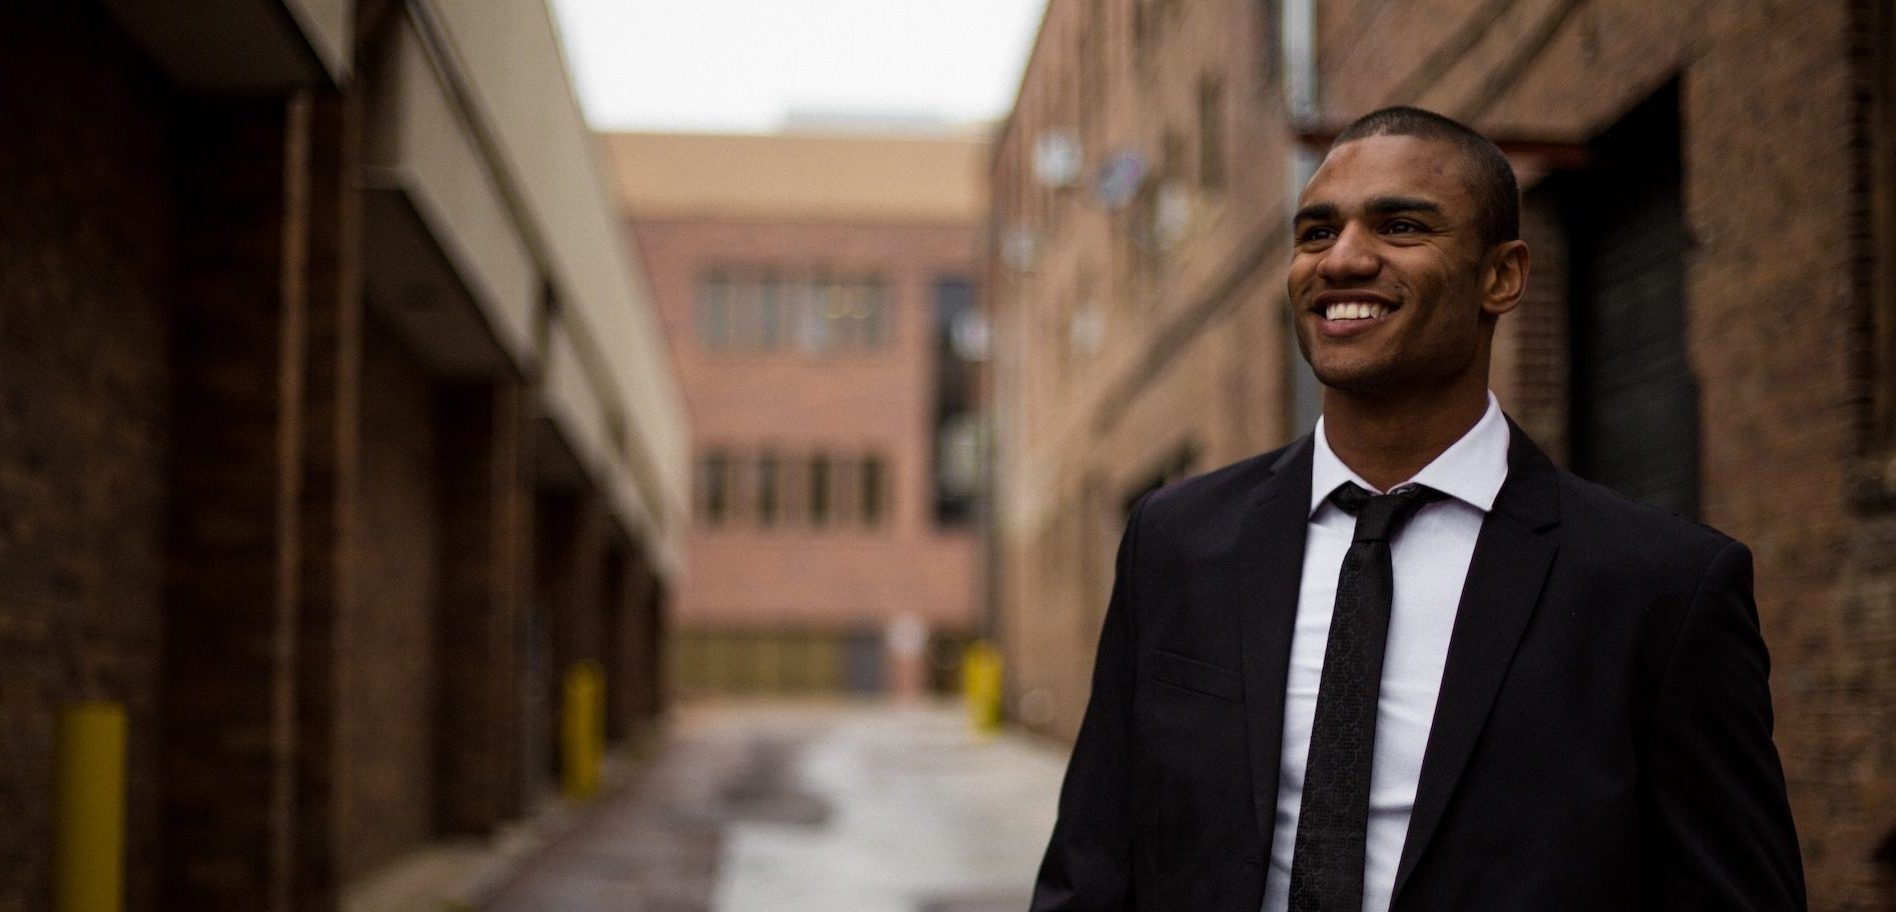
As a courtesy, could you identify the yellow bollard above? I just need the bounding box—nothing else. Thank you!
[561,662,605,799]
[962,640,1004,736]
[55,701,126,912]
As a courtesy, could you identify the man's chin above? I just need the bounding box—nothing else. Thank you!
[1308,359,1396,394]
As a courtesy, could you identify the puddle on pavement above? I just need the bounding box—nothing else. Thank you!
[713,735,831,827]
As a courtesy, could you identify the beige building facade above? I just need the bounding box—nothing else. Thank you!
[991,1,1896,907]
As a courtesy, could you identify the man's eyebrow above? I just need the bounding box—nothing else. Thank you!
[1293,203,1337,224]
[1366,196,1444,217]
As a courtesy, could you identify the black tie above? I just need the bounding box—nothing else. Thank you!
[1288,482,1446,912]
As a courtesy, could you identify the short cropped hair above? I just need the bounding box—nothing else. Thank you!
[1331,106,1520,248]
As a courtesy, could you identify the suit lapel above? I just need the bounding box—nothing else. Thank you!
[1237,436,1313,864]
[1391,422,1561,902]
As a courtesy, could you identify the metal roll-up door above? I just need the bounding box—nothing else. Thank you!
[1567,83,1700,518]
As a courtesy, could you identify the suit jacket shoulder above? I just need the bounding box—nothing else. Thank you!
[1135,440,1305,549]
[1551,467,1736,567]
[1543,466,1749,655]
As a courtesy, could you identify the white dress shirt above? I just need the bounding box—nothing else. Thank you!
[1261,393,1511,912]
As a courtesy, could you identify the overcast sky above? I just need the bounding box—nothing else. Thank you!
[548,0,1048,133]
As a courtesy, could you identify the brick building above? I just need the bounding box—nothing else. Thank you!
[2,2,688,910]
[989,0,1896,907]
[606,132,986,697]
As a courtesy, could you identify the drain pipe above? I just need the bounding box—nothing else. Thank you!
[1284,0,1318,133]
[1282,0,1324,433]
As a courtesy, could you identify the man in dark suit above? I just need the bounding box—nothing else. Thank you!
[1029,107,1805,911]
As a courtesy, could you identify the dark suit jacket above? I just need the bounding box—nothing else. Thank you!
[1030,424,1805,911]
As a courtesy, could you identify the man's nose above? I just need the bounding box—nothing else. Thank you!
[1317,223,1380,282]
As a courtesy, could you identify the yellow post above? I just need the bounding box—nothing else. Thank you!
[963,640,1004,736]
[562,662,605,799]
[55,701,126,912]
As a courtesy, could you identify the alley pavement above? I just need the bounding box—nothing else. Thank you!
[482,701,1068,912]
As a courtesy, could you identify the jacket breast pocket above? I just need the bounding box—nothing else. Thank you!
[1146,648,1243,703]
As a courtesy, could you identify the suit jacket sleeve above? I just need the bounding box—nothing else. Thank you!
[1644,540,1807,910]
[1029,493,1149,912]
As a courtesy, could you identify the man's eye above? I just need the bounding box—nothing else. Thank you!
[1297,227,1336,244]
[1385,220,1422,234]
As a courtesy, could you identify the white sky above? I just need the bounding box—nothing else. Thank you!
[548,0,1049,133]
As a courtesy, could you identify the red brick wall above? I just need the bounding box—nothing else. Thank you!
[1,5,665,909]
[335,319,440,882]
[603,541,660,742]
[0,5,174,910]
[162,93,311,910]
[1316,2,1896,903]
[433,378,532,833]
[996,0,1896,904]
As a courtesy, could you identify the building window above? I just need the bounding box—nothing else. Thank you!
[808,454,832,527]
[861,456,886,526]
[798,276,890,353]
[699,450,732,525]
[1133,0,1158,65]
[1852,0,1896,507]
[1198,78,1225,191]
[703,269,890,356]
[933,277,982,526]
[756,451,781,527]
[802,278,835,353]
[1256,0,1280,88]
[861,279,889,348]
[696,274,731,349]
[1875,0,1896,454]
[758,275,784,349]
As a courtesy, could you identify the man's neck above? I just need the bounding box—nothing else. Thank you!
[1321,383,1491,492]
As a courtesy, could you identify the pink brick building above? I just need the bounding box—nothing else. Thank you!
[607,132,988,696]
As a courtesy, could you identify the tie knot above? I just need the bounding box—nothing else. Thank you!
[1328,481,1445,543]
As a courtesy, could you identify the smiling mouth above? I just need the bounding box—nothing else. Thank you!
[1311,293,1401,323]
[1322,301,1392,321]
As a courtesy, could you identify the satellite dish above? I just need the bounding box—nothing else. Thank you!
[1094,150,1147,211]
[1033,130,1083,188]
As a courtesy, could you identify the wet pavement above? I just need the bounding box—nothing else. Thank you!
[483,702,1068,912]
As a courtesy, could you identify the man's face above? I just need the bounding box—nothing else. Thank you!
[1288,134,1500,396]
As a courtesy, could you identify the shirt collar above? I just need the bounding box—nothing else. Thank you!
[1308,391,1511,517]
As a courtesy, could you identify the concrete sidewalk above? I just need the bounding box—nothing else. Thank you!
[482,701,1068,912]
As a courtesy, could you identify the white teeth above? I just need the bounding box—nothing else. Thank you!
[1324,301,1390,321]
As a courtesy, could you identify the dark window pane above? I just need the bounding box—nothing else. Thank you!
[759,276,783,349]
[862,279,889,348]
[932,277,980,525]
[861,456,885,526]
[757,452,780,527]
[802,279,834,353]
[808,454,831,526]
[1198,78,1225,190]
[700,451,731,525]
[696,274,730,349]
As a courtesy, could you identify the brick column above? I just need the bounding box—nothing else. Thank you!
[602,540,659,743]
[529,485,610,792]
[602,542,629,743]
[536,490,608,676]
[637,573,667,725]
[292,88,359,911]
[434,378,532,833]
[162,88,354,912]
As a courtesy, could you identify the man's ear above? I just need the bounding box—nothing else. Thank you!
[1481,239,1530,318]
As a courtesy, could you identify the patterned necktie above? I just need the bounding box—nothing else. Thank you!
[1288,481,1446,912]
